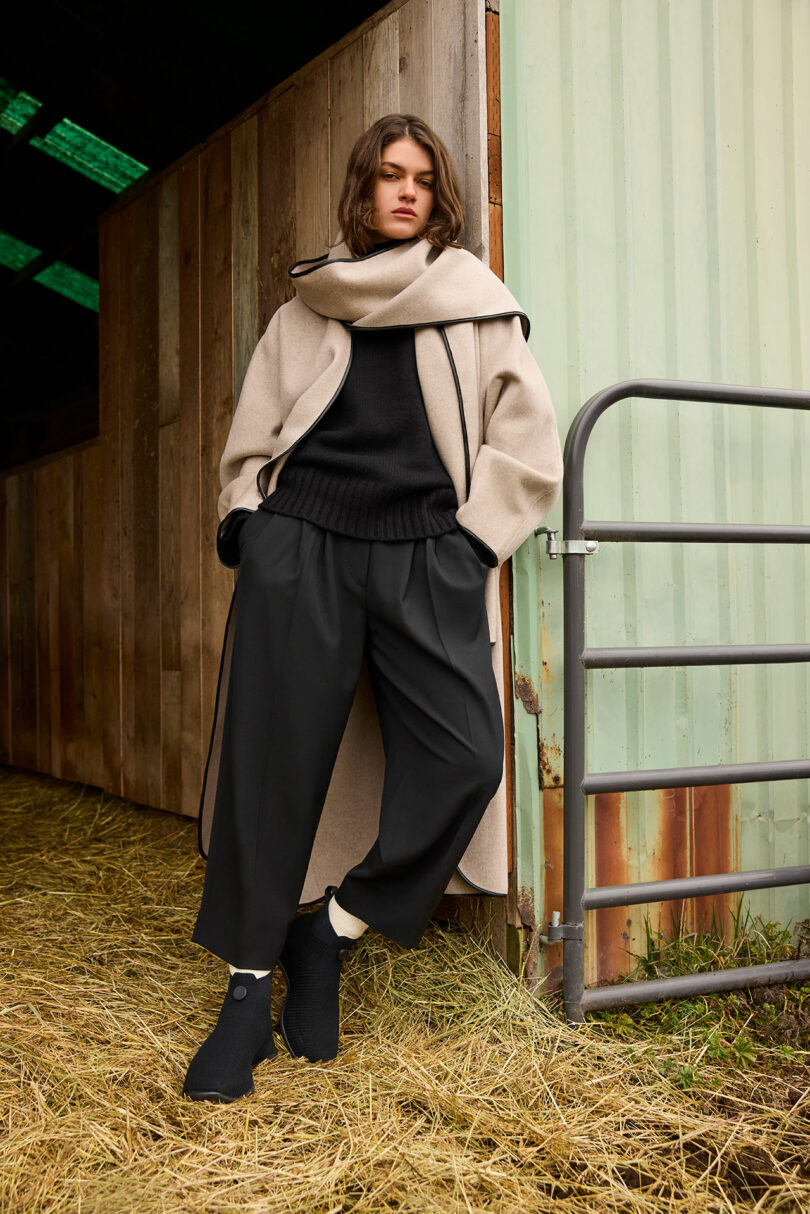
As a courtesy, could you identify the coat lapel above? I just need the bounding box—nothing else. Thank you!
[412,325,467,503]
[257,315,353,498]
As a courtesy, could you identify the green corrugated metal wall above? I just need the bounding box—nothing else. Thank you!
[500,0,810,985]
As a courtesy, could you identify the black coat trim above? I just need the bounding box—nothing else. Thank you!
[216,509,253,568]
[342,310,531,340]
[197,583,238,859]
[456,522,498,568]
[251,333,357,510]
[439,324,470,499]
[288,236,418,277]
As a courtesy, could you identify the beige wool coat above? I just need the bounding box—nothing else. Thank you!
[198,236,563,900]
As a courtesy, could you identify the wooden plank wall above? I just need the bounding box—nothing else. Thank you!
[0,0,498,827]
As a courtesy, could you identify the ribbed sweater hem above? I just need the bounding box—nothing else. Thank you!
[261,477,459,541]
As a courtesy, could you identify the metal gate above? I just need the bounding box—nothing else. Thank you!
[537,377,810,1025]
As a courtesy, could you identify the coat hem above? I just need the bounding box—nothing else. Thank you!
[291,866,507,910]
[453,863,508,897]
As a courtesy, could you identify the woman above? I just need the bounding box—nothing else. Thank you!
[183,114,563,1102]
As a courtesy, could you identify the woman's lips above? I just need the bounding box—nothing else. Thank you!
[393,209,416,217]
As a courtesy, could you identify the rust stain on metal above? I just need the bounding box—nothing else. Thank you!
[593,792,632,985]
[539,732,562,787]
[648,784,733,944]
[516,885,542,989]
[690,784,733,936]
[517,885,538,930]
[652,787,691,935]
[523,780,734,989]
[541,786,564,976]
[513,671,539,714]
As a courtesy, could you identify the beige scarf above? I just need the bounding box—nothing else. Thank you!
[288,235,532,333]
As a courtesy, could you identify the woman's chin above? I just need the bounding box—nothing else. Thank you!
[374,221,423,242]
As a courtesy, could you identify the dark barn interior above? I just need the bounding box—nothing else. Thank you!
[2,0,385,472]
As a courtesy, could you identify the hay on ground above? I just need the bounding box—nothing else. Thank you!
[0,767,808,1213]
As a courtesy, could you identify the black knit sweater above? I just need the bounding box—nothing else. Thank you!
[220,237,497,567]
[261,319,460,540]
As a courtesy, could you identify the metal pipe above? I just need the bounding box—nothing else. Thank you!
[561,548,587,1026]
[580,959,810,1011]
[584,758,810,795]
[582,520,810,544]
[583,643,810,668]
[563,379,810,498]
[583,865,810,909]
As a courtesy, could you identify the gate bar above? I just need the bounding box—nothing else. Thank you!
[584,758,810,795]
[583,521,810,543]
[584,644,810,667]
[583,865,810,910]
[557,376,810,1025]
[580,959,810,1012]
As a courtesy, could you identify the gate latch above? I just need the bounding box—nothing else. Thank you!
[538,910,584,944]
[536,527,599,559]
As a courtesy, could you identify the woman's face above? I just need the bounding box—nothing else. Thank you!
[368,137,435,242]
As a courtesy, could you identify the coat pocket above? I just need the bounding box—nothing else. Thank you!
[237,508,273,559]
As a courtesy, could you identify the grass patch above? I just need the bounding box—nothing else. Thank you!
[588,901,810,1096]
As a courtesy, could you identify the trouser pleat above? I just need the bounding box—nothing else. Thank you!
[191,512,503,967]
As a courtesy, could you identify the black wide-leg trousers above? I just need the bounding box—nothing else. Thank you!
[191,509,504,969]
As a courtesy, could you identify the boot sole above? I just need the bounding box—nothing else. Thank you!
[182,1037,277,1102]
[183,1085,253,1103]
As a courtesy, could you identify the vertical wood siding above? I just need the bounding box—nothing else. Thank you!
[0,0,497,826]
[502,0,810,985]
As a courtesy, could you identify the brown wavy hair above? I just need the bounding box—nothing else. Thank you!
[335,114,465,257]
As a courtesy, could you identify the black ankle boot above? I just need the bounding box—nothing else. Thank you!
[278,891,357,1063]
[183,971,277,1102]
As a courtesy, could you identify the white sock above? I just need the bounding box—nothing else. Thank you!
[227,964,271,979]
[328,894,368,939]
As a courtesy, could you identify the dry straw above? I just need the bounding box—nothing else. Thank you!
[0,768,807,1213]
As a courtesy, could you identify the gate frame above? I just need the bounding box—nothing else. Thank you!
[537,377,810,1025]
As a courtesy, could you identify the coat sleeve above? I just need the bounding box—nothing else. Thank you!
[214,308,286,566]
[454,314,564,567]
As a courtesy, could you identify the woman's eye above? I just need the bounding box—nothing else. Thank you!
[382,173,432,187]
